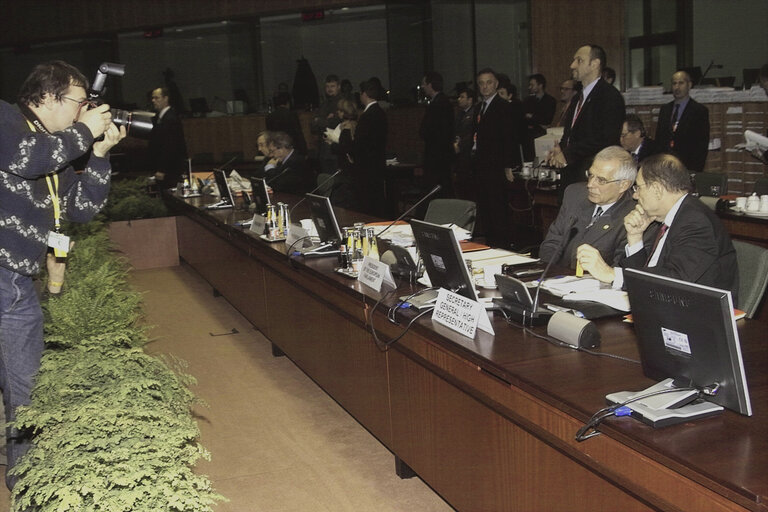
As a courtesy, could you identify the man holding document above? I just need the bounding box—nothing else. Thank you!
[576,154,738,302]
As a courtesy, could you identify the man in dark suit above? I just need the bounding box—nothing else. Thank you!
[351,80,388,217]
[655,71,710,172]
[262,131,310,195]
[577,154,738,302]
[547,45,625,200]
[148,87,188,188]
[419,71,455,196]
[453,86,476,201]
[539,146,636,269]
[474,68,522,248]
[620,114,660,164]
[522,73,556,161]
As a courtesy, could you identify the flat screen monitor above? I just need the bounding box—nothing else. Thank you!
[306,193,342,245]
[212,169,234,207]
[410,219,478,302]
[249,177,271,215]
[624,268,752,416]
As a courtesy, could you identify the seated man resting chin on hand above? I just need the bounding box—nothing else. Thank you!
[576,153,738,303]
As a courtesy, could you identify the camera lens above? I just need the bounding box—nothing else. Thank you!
[111,108,154,139]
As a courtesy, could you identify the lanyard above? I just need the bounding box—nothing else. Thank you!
[45,173,62,233]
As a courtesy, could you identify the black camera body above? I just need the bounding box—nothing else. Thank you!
[89,62,153,139]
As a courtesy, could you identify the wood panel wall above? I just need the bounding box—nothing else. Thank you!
[530,0,624,90]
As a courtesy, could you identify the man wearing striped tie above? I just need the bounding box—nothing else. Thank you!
[539,146,636,269]
[576,154,738,302]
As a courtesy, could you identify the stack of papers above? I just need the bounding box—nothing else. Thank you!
[542,276,631,312]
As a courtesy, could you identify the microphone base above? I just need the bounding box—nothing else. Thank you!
[492,298,553,326]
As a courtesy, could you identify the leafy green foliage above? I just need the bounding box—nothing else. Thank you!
[11,222,224,511]
[102,178,169,221]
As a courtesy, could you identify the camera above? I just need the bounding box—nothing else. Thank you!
[89,62,153,139]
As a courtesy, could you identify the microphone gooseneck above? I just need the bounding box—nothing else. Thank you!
[531,216,578,321]
[377,185,442,239]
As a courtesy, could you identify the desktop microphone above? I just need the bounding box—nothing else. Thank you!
[214,155,238,172]
[377,185,442,239]
[288,169,343,220]
[265,165,291,186]
[529,216,578,325]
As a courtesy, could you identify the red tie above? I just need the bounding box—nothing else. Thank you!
[571,92,584,127]
[646,223,668,266]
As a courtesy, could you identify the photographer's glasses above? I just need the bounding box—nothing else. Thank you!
[61,95,96,121]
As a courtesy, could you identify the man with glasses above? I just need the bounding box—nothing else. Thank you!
[620,114,659,164]
[0,60,124,488]
[539,146,636,268]
[577,153,737,300]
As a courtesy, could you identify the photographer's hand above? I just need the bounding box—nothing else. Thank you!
[79,103,113,139]
[93,123,127,158]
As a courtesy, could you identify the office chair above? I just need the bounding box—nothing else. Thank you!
[694,172,728,197]
[753,176,768,195]
[424,199,477,234]
[733,240,768,318]
[315,173,335,196]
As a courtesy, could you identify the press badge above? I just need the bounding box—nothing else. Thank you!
[48,231,70,257]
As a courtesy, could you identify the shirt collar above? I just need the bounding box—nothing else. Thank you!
[664,193,688,226]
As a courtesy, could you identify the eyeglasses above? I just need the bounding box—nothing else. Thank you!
[620,130,638,138]
[61,96,89,108]
[61,96,95,121]
[585,171,624,186]
[631,182,649,193]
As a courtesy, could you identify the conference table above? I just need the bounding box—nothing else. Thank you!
[165,191,766,512]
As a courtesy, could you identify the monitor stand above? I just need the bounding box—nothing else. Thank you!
[606,378,723,428]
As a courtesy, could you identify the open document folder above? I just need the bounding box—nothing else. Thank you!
[541,276,631,314]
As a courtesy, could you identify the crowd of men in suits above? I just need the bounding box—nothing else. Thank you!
[242,42,740,297]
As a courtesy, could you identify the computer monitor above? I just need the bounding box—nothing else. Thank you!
[249,177,271,215]
[306,193,343,246]
[410,219,478,302]
[211,169,234,208]
[620,269,752,421]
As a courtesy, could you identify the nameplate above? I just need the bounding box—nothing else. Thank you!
[432,289,486,339]
[286,223,309,250]
[249,214,266,235]
[357,256,396,291]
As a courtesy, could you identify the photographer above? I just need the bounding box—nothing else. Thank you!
[0,60,125,489]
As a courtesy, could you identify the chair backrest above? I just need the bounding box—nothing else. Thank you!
[315,173,335,196]
[424,199,477,233]
[694,172,728,197]
[753,176,768,196]
[733,240,768,318]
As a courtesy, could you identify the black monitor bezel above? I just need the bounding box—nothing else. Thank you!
[249,176,271,214]
[212,169,234,206]
[624,268,752,416]
[410,219,478,302]
[306,193,343,245]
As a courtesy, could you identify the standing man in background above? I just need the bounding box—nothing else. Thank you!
[474,68,521,248]
[312,74,342,174]
[148,86,188,188]
[547,44,625,200]
[0,60,125,488]
[655,70,710,173]
[419,71,455,196]
[351,80,388,217]
[522,73,556,161]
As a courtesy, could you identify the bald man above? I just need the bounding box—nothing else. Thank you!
[655,70,710,172]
